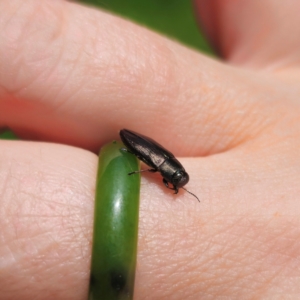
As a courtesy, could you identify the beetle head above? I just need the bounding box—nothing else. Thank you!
[172,170,189,188]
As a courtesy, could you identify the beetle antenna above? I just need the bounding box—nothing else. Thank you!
[182,187,200,202]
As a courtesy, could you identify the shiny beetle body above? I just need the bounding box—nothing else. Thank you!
[120,129,199,202]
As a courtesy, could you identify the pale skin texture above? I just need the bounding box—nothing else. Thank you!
[0,0,300,299]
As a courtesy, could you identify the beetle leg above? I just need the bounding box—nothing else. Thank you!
[173,186,179,194]
[163,179,179,194]
[163,178,170,189]
[128,168,156,175]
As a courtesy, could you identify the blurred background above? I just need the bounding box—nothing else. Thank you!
[1,0,213,140]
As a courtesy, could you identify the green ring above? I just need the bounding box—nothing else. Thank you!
[89,141,141,300]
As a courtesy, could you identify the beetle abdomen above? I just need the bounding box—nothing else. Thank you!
[120,129,171,168]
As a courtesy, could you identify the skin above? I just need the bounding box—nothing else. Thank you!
[1,0,300,299]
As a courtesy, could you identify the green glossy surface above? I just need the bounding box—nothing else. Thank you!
[89,141,141,300]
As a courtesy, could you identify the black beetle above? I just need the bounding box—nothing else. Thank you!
[120,129,199,202]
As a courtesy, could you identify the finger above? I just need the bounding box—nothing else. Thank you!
[0,140,96,299]
[1,141,299,298]
[194,0,300,68]
[0,0,293,156]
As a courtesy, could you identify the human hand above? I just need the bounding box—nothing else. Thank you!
[1,0,300,299]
